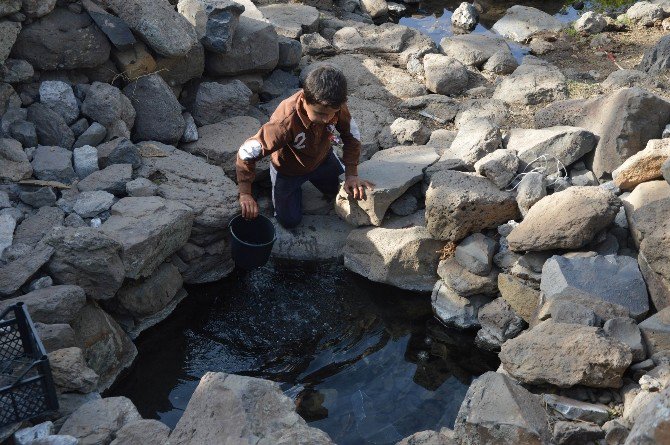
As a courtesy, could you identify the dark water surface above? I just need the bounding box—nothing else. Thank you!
[110,261,498,444]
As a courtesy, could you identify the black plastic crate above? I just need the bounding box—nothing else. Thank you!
[0,303,59,428]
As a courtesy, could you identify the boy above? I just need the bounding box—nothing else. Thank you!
[236,66,374,228]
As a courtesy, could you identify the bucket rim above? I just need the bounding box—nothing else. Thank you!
[229,214,277,248]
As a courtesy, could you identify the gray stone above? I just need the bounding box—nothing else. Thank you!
[8,120,38,148]
[109,419,170,445]
[14,422,53,445]
[125,178,157,197]
[440,34,511,68]
[455,98,510,130]
[541,255,650,321]
[423,54,469,96]
[552,421,604,445]
[492,5,564,42]
[396,429,456,445]
[451,118,502,169]
[381,118,430,147]
[64,213,87,228]
[123,74,185,145]
[73,191,115,218]
[30,435,82,445]
[18,186,56,208]
[181,112,198,143]
[475,298,526,351]
[73,145,99,179]
[78,164,132,195]
[155,43,205,88]
[493,57,568,105]
[539,298,599,326]
[0,213,15,256]
[603,69,653,90]
[639,307,670,356]
[97,138,141,169]
[273,215,351,261]
[81,82,135,130]
[38,81,79,125]
[574,11,608,34]
[639,34,670,74]
[301,32,335,57]
[187,80,252,126]
[426,170,520,242]
[626,1,664,27]
[14,206,64,247]
[603,420,629,445]
[624,386,670,444]
[605,317,647,362]
[27,103,75,148]
[21,0,57,18]
[177,0,244,53]
[34,323,76,352]
[0,137,31,181]
[515,172,546,217]
[0,81,20,115]
[168,372,334,445]
[452,2,479,30]
[438,258,499,297]
[114,261,182,318]
[474,149,519,189]
[455,233,496,276]
[0,58,33,84]
[10,8,110,70]
[45,227,125,300]
[0,0,20,19]
[500,320,633,388]
[59,397,142,445]
[359,0,388,19]
[74,122,107,148]
[344,225,443,292]
[389,193,418,217]
[101,197,194,279]
[205,16,279,76]
[454,371,551,445]
[49,347,99,394]
[27,276,53,292]
[543,394,610,424]
[81,0,136,51]
[483,49,519,75]
[613,138,670,191]
[432,280,492,330]
[0,285,85,324]
[508,187,620,251]
[570,168,598,186]
[258,3,320,39]
[277,35,302,69]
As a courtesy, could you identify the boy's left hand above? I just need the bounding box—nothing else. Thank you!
[344,175,375,200]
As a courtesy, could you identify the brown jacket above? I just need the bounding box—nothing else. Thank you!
[235,90,361,195]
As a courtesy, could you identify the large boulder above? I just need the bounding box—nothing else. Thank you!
[638,34,670,74]
[177,0,244,53]
[205,16,279,76]
[0,285,85,324]
[14,206,64,246]
[534,88,670,179]
[500,320,632,388]
[492,5,564,42]
[612,138,670,191]
[273,215,352,261]
[493,57,568,105]
[423,54,469,96]
[343,225,444,292]
[507,187,620,251]
[425,170,519,242]
[186,80,252,126]
[110,419,171,445]
[59,397,142,445]
[168,372,334,444]
[335,145,439,226]
[0,137,31,181]
[258,3,319,39]
[123,74,185,145]
[98,0,198,57]
[45,227,125,301]
[454,372,551,445]
[541,255,650,320]
[440,34,511,68]
[10,8,110,70]
[48,347,99,394]
[449,118,502,169]
[625,1,664,27]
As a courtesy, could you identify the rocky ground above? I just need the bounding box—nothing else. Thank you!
[2,0,670,444]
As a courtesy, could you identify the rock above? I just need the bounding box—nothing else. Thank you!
[21,0,57,18]
[0,285,84,324]
[109,419,170,445]
[440,34,512,68]
[155,43,205,87]
[343,225,444,292]
[603,69,654,90]
[626,1,664,27]
[493,57,568,105]
[425,170,520,242]
[624,386,670,444]
[452,2,479,30]
[540,255,650,320]
[423,54,469,96]
[605,317,646,362]
[574,11,608,34]
[99,0,197,57]
[187,80,251,126]
[181,112,198,143]
[613,138,670,191]
[78,164,132,195]
[0,81,20,115]
[507,187,620,251]
[396,429,456,445]
[432,280,492,329]
[10,8,110,70]
[49,347,99,394]
[168,372,334,444]
[7,120,37,148]
[177,0,244,53]
[111,42,157,81]
[59,397,142,444]
[474,149,519,189]
[570,168,598,186]
[18,186,56,208]
[475,298,526,351]
[515,172,546,217]
[381,118,430,147]
[13,422,53,445]
[123,74,185,145]
[437,257,499,296]
[389,193,418,216]
[450,119,501,169]
[483,49,519,75]
[97,138,141,169]
[359,0,388,19]
[45,227,125,300]
[492,5,564,42]
[454,371,551,445]
[544,394,610,425]
[0,21,20,64]
[456,99,511,128]
[273,215,351,261]
[639,34,670,74]
[72,145,99,179]
[603,420,629,445]
[552,421,604,445]
[81,82,135,131]
[27,103,75,148]
[500,320,632,388]
[259,3,320,38]
[455,233,496,276]
[35,323,77,352]
[639,307,670,356]
[506,126,598,175]
[205,16,278,75]
[0,213,14,257]
[38,81,79,125]
[0,137,31,181]
[336,145,439,226]
[72,190,116,218]
[277,35,302,69]
[536,88,670,179]
[0,0,20,18]
[70,301,137,390]
[347,96,395,158]
[539,298,599,326]
[125,178,157,197]
[81,0,136,51]
[114,261,182,318]
[13,206,64,247]
[301,32,335,56]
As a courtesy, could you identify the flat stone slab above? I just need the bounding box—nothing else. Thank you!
[440,34,511,67]
[272,215,352,261]
[492,5,565,42]
[258,4,319,39]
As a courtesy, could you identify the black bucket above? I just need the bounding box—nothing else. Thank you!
[229,214,276,269]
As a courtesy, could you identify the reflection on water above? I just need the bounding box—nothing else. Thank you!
[109,260,498,445]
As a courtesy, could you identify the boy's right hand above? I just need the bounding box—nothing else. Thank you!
[239,193,259,219]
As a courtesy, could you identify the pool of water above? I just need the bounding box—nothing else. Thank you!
[109,260,498,444]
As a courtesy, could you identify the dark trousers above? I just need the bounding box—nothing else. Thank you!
[270,150,344,228]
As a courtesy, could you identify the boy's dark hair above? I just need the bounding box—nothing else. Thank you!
[303,66,347,108]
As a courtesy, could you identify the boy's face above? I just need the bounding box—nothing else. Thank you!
[303,100,340,125]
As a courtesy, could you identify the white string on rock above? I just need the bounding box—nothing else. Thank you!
[504,154,568,191]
